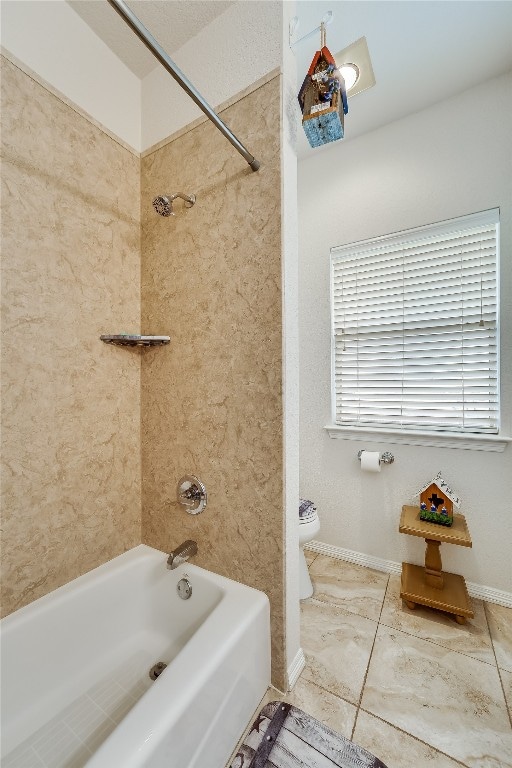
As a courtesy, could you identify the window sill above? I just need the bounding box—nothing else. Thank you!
[324,425,511,452]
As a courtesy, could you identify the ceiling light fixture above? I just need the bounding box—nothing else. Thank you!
[339,63,359,92]
[335,36,376,98]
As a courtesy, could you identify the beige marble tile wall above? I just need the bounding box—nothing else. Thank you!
[0,56,141,617]
[141,76,286,689]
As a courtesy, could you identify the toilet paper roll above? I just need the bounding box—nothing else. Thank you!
[360,451,381,473]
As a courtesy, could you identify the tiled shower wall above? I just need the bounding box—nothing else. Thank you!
[140,75,286,689]
[0,56,141,617]
[1,60,287,689]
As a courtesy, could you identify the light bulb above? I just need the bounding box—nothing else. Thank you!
[338,63,359,92]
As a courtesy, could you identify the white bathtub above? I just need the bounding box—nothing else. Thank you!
[0,544,270,768]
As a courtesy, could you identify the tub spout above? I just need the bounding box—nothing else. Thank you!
[167,540,198,570]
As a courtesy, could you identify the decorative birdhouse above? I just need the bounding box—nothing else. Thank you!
[298,24,348,148]
[416,472,461,527]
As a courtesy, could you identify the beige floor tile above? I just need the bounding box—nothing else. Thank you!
[257,686,287,711]
[501,669,512,720]
[305,549,317,566]
[301,598,377,705]
[380,575,495,665]
[308,555,389,621]
[286,677,357,738]
[361,624,512,768]
[486,602,512,673]
[353,710,464,768]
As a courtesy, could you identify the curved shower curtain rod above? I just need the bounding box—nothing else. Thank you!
[107,0,260,172]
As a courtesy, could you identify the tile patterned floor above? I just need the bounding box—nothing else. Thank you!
[297,552,512,768]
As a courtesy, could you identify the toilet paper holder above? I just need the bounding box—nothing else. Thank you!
[357,450,395,465]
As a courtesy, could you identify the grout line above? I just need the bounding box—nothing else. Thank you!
[357,708,471,768]
[311,555,499,668]
[350,573,390,741]
[305,553,510,764]
[350,709,360,743]
[306,541,512,609]
[376,617,498,668]
[483,602,512,728]
[298,676,358,713]
[308,594,382,625]
[496,666,512,729]
[306,552,390,742]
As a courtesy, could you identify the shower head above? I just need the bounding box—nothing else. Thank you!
[152,192,196,217]
[153,195,174,217]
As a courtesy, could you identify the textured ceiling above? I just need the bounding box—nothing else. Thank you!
[68,0,235,78]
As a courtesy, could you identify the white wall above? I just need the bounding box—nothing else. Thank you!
[141,1,282,150]
[0,0,141,150]
[299,71,512,595]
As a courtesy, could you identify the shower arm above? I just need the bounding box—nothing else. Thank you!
[107,0,260,172]
[168,192,195,205]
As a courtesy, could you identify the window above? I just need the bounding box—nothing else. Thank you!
[331,209,499,434]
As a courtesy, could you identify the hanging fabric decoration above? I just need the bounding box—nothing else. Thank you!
[298,22,348,148]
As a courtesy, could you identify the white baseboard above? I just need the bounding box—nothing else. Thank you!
[465,581,512,608]
[287,647,306,691]
[306,540,402,576]
[306,540,512,609]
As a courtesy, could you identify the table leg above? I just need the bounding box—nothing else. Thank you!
[424,539,444,589]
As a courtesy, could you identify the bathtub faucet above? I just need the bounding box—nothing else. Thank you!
[167,540,198,570]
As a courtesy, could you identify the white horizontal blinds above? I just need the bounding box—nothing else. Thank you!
[332,210,499,433]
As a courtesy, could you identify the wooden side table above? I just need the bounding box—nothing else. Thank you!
[399,505,473,624]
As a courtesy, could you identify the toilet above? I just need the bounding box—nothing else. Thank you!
[299,499,320,600]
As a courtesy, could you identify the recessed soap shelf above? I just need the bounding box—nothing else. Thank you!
[100,335,170,347]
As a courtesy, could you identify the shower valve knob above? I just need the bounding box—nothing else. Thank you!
[177,475,207,515]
